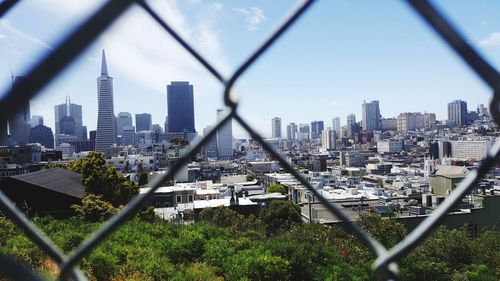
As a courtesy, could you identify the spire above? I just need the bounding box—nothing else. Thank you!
[101,49,108,75]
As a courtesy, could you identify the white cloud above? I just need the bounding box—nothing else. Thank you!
[478,32,500,47]
[233,7,266,31]
[0,19,53,49]
[0,34,5,39]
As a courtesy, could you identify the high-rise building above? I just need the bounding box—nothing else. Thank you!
[321,127,336,151]
[202,125,218,158]
[116,112,132,136]
[167,81,195,133]
[271,117,282,138]
[310,121,324,139]
[31,115,44,127]
[121,126,135,146]
[362,100,380,132]
[397,112,436,131]
[298,123,310,140]
[95,50,116,153]
[29,125,54,148]
[286,122,298,140]
[9,76,31,145]
[347,113,356,127]
[448,100,467,126]
[54,96,83,138]
[332,117,340,135]
[216,109,232,160]
[59,116,76,135]
[135,113,152,132]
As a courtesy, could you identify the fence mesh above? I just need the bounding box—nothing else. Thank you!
[0,0,499,280]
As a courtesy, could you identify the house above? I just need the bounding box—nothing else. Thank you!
[0,168,84,215]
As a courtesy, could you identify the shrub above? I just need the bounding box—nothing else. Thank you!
[260,200,302,236]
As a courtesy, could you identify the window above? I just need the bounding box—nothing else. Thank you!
[188,195,193,202]
[176,195,182,203]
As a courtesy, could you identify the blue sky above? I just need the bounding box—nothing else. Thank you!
[0,0,499,138]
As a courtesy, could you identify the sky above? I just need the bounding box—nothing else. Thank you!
[0,0,500,138]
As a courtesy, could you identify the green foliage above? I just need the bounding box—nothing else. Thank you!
[67,151,139,207]
[138,171,148,187]
[356,212,407,248]
[267,183,287,194]
[223,247,291,281]
[71,194,117,222]
[260,200,302,236]
[170,137,189,147]
[246,173,255,181]
[198,206,261,234]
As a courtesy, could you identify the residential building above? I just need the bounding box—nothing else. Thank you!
[95,50,116,153]
[381,118,397,131]
[450,140,492,160]
[448,100,467,126]
[377,139,403,154]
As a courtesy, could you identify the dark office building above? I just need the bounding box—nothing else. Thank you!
[310,121,324,139]
[89,130,97,142]
[448,100,467,126]
[29,125,54,149]
[135,113,152,132]
[429,141,439,160]
[167,81,195,133]
[9,76,31,145]
[59,116,76,135]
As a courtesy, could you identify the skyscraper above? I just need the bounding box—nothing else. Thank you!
[54,96,83,138]
[167,82,195,133]
[216,109,233,160]
[116,112,132,136]
[29,125,54,148]
[9,76,31,145]
[448,100,467,126]
[321,127,336,151]
[362,100,380,132]
[271,117,282,138]
[286,122,298,140]
[95,50,116,153]
[310,121,324,139]
[135,113,152,132]
[332,117,340,135]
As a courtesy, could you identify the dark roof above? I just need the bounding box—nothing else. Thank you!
[8,168,84,198]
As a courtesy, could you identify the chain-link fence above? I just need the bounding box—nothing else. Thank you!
[0,0,499,280]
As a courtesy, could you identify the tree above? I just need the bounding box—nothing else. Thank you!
[72,194,117,222]
[267,184,286,194]
[67,151,139,207]
[170,137,189,147]
[260,200,302,236]
[246,173,255,182]
[356,212,407,248]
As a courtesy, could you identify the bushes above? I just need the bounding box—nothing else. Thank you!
[260,200,302,236]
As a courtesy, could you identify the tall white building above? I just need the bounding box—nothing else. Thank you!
[216,109,233,160]
[332,117,340,135]
[321,127,336,152]
[286,122,297,140]
[271,117,282,138]
[95,50,116,153]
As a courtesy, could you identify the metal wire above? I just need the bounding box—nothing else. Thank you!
[0,0,498,280]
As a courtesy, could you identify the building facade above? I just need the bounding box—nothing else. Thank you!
[216,109,233,160]
[271,117,282,138]
[135,113,152,132]
[362,100,380,132]
[116,112,132,136]
[167,81,195,133]
[448,100,467,127]
[95,50,117,153]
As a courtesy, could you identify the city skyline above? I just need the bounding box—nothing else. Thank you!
[0,1,499,138]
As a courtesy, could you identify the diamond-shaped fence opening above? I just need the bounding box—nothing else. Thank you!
[0,0,499,280]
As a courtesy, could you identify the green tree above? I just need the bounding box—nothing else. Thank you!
[138,171,148,187]
[67,152,139,206]
[71,194,117,222]
[261,200,302,236]
[267,183,286,194]
[246,173,255,181]
[356,212,407,248]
